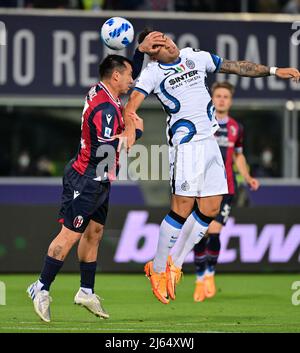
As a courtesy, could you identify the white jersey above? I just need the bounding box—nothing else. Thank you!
[134,47,223,146]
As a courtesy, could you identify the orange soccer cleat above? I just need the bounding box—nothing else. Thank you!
[204,274,217,298]
[166,256,182,300]
[193,280,206,302]
[144,261,169,304]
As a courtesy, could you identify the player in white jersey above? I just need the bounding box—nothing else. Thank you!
[134,46,226,198]
[121,30,300,305]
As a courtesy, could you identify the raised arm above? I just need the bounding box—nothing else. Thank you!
[121,90,146,150]
[219,59,300,81]
[132,32,166,80]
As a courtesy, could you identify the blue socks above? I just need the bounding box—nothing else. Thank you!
[206,233,221,273]
[39,255,64,291]
[80,261,97,293]
[194,233,221,278]
[194,237,208,279]
[39,257,97,293]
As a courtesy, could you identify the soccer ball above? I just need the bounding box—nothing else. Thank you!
[100,17,134,50]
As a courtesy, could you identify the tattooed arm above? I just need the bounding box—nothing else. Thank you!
[219,59,300,81]
[219,60,269,77]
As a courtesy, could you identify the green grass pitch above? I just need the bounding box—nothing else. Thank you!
[0,273,300,333]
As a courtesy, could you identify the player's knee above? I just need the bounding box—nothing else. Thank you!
[171,196,194,218]
[48,227,80,259]
[84,223,104,244]
[206,205,220,218]
[208,220,223,234]
[199,198,222,218]
[200,204,220,218]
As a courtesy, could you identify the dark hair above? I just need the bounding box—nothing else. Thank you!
[211,81,235,96]
[99,55,133,79]
[138,27,154,44]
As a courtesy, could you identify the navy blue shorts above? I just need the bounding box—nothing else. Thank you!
[58,163,110,233]
[215,194,234,226]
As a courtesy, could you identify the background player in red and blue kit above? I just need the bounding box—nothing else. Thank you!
[27,55,144,322]
[193,82,260,302]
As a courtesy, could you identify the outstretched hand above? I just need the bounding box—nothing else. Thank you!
[138,31,166,56]
[276,68,300,82]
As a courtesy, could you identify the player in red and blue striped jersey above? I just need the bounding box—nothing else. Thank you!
[71,75,127,181]
[193,82,260,302]
[26,55,143,322]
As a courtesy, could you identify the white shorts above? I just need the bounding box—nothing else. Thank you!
[169,136,228,197]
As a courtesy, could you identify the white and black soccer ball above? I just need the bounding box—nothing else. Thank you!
[100,17,134,50]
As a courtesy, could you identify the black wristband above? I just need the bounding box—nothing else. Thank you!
[135,129,143,140]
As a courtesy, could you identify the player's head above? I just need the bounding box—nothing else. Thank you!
[211,82,235,115]
[138,29,180,63]
[99,55,133,94]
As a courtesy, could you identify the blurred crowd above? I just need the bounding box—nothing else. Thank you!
[15,151,56,176]
[0,150,57,176]
[0,0,300,13]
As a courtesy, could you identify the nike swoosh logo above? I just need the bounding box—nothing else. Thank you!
[164,72,172,76]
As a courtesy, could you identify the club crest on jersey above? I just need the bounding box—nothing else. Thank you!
[104,127,112,138]
[181,181,190,191]
[186,59,195,69]
[73,215,84,228]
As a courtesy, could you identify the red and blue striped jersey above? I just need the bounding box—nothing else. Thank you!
[215,116,244,194]
[72,82,125,181]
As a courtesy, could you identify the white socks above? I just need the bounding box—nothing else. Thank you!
[37,280,46,291]
[152,208,213,273]
[153,211,186,273]
[172,210,212,268]
[196,273,205,282]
